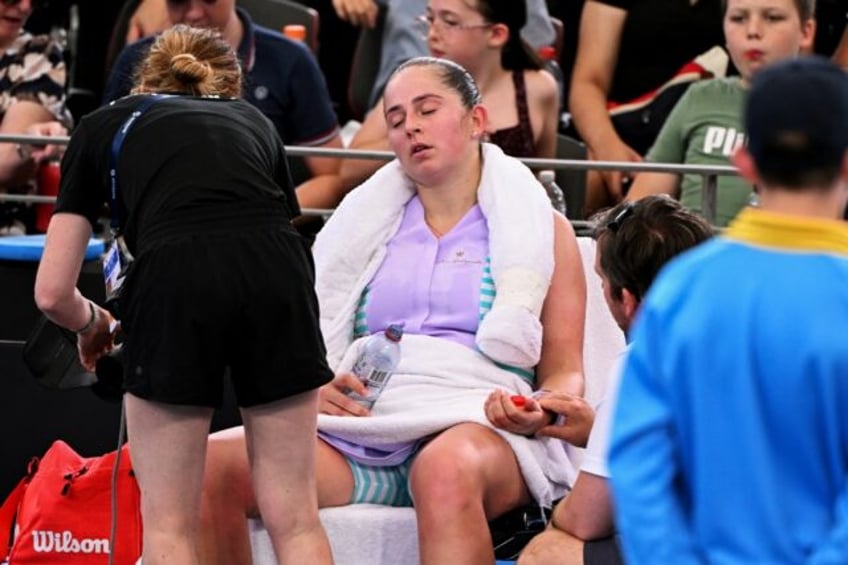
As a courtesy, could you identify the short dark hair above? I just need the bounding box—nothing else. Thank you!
[593,196,714,302]
[744,57,848,190]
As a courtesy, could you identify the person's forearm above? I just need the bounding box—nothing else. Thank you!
[338,156,384,194]
[626,172,681,202]
[35,213,96,331]
[36,286,92,333]
[538,370,584,397]
[296,174,345,210]
[551,473,615,540]
[569,81,621,154]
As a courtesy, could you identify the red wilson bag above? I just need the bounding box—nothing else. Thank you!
[0,440,142,564]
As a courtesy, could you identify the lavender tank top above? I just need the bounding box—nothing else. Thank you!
[356,196,490,349]
[324,197,531,465]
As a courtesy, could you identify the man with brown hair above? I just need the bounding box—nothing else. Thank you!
[519,195,713,565]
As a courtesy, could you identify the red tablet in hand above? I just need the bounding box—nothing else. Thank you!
[510,395,527,408]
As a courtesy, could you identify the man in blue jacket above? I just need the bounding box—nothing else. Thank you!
[609,56,848,564]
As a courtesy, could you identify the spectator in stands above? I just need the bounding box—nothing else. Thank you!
[610,57,848,563]
[35,25,334,564]
[568,0,726,216]
[333,0,553,108]
[197,56,587,564]
[115,0,365,123]
[0,0,70,235]
[337,0,560,199]
[515,195,713,565]
[103,0,346,210]
[123,0,170,44]
[626,0,814,227]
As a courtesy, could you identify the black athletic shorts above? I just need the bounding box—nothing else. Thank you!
[121,221,333,408]
[584,535,624,565]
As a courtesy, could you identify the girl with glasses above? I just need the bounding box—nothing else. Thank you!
[336,0,560,204]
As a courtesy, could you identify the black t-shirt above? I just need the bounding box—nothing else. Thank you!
[594,0,725,102]
[815,0,848,56]
[56,95,299,255]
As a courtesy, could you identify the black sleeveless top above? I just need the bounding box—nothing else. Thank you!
[488,71,536,158]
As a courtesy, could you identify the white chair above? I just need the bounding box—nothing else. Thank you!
[250,236,625,564]
[250,505,419,565]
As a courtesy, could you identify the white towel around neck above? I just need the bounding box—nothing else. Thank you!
[313,142,555,371]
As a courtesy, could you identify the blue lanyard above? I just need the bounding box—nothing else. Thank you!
[108,94,172,234]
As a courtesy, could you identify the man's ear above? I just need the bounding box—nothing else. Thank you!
[731,145,760,186]
[621,288,640,323]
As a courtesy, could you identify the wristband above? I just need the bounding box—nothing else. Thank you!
[74,301,97,335]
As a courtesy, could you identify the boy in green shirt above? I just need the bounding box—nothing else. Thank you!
[627,0,815,226]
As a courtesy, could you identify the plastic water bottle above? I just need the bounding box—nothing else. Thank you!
[538,170,567,216]
[348,324,404,409]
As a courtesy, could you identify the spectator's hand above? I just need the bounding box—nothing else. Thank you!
[318,372,371,416]
[485,389,549,436]
[23,121,68,163]
[535,393,595,447]
[126,0,171,44]
[332,0,379,28]
[594,138,642,201]
[77,304,116,372]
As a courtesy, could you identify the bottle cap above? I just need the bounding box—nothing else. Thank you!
[385,323,404,342]
[537,45,556,61]
[538,169,555,183]
[283,24,307,43]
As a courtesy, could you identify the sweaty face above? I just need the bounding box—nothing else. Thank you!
[383,65,482,187]
[723,0,814,86]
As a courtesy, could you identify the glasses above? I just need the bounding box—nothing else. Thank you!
[417,13,493,34]
[606,203,635,233]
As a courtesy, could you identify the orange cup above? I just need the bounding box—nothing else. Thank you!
[283,24,307,43]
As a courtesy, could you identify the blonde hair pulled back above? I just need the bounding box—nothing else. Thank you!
[134,24,242,98]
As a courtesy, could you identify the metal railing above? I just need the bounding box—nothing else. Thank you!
[0,135,739,225]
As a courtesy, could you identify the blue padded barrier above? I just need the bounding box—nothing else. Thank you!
[0,235,104,262]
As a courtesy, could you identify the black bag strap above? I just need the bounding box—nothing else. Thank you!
[108,94,172,234]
